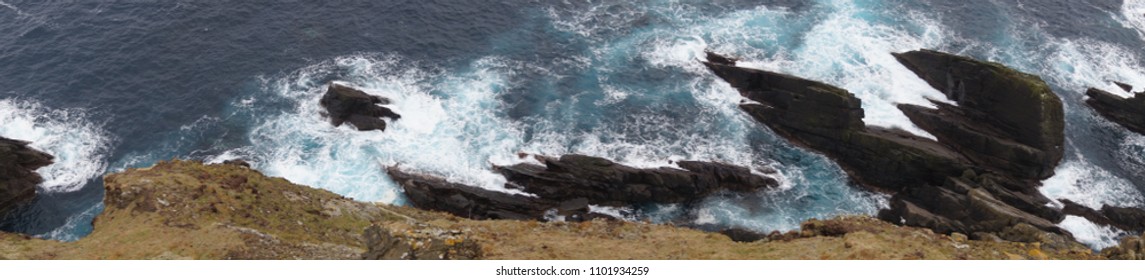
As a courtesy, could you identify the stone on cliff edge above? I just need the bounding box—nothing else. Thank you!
[319,82,401,131]
[0,137,54,217]
[1085,87,1145,135]
[495,154,780,206]
[893,49,1064,179]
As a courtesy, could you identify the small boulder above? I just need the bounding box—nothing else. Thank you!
[319,83,401,131]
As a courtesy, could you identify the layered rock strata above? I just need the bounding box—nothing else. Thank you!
[386,154,779,221]
[702,50,1073,241]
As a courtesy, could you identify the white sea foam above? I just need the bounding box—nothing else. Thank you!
[242,55,527,202]
[1042,158,1143,209]
[1058,215,1129,250]
[1118,0,1145,42]
[1040,38,1145,98]
[0,99,111,193]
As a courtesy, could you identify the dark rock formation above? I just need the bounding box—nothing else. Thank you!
[319,83,401,131]
[1,137,54,217]
[703,51,966,192]
[893,50,1064,179]
[702,50,1069,240]
[495,154,780,206]
[1056,200,1145,233]
[1103,232,1145,260]
[387,154,779,222]
[1085,87,1145,135]
[1100,205,1145,233]
[385,166,571,221]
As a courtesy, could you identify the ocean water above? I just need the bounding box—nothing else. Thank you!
[2,0,1143,249]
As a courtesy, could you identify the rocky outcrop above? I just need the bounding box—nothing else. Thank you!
[702,50,1070,241]
[495,154,780,206]
[1085,86,1145,135]
[893,49,1064,179]
[319,83,401,131]
[386,166,587,221]
[0,137,53,217]
[387,154,779,221]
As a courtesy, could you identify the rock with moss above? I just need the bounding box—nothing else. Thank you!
[1085,86,1145,135]
[0,137,54,218]
[893,50,1064,178]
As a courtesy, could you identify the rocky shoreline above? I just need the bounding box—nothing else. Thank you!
[3,50,1145,259]
[0,160,1127,259]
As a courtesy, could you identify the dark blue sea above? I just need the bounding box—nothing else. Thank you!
[2,0,1144,249]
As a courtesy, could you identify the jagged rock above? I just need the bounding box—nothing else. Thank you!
[702,50,1068,239]
[1058,199,1117,228]
[361,224,480,260]
[704,50,738,65]
[0,137,54,217]
[1052,200,1145,233]
[893,50,1064,179]
[385,166,571,221]
[1114,81,1134,93]
[1085,87,1145,135]
[495,154,779,206]
[704,57,966,191]
[319,83,401,131]
[1101,205,1145,233]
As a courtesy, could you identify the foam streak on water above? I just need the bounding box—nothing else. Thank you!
[0,99,111,193]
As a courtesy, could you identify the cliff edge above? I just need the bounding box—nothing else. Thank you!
[0,161,1105,259]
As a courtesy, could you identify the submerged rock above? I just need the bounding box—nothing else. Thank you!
[0,137,54,217]
[1085,87,1145,135]
[702,50,1069,240]
[319,82,401,131]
